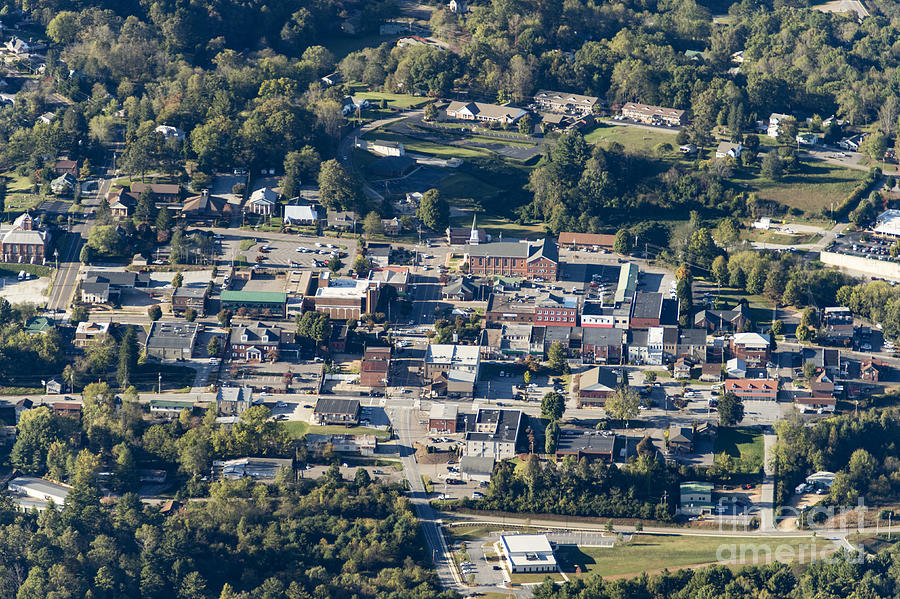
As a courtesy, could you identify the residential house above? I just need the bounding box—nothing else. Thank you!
[620,102,687,126]
[724,379,778,401]
[312,398,361,426]
[557,232,616,250]
[796,133,820,146]
[24,316,54,335]
[448,0,467,13]
[464,238,558,281]
[668,426,694,453]
[382,217,401,236]
[464,408,522,459]
[216,387,253,417]
[341,95,370,115]
[145,321,199,360]
[5,37,30,55]
[228,322,286,362]
[730,332,771,364]
[442,278,478,301]
[50,173,76,195]
[700,363,723,382]
[796,371,837,413]
[360,346,391,387]
[674,358,692,379]
[695,306,752,333]
[37,112,56,125]
[581,327,624,364]
[861,357,884,382]
[715,142,743,159]
[803,347,842,378]
[576,366,620,406]
[247,187,278,216]
[154,125,185,141]
[767,113,794,138]
[53,158,78,177]
[822,307,854,344]
[171,286,208,317]
[838,134,865,151]
[107,188,137,219]
[149,400,192,418]
[533,90,599,115]
[446,101,527,124]
[74,321,110,348]
[320,72,343,86]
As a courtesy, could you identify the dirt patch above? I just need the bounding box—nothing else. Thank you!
[414,444,454,464]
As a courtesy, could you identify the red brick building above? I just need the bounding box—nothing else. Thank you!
[533,293,578,327]
[360,346,391,387]
[730,332,771,364]
[464,239,558,281]
[723,379,778,401]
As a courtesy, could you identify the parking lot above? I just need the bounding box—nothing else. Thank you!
[217,234,353,271]
[826,230,900,265]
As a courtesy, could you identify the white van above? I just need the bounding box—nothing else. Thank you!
[17,270,25,281]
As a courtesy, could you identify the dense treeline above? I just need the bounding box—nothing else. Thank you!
[475,454,677,521]
[528,556,900,599]
[0,471,454,598]
[774,409,900,506]
[837,280,900,341]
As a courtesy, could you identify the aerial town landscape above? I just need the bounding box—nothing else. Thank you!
[0,0,900,596]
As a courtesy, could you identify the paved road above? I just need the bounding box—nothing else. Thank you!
[46,231,83,312]
[759,432,776,531]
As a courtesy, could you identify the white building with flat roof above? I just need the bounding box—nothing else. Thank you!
[875,210,900,237]
[8,476,70,510]
[500,534,557,573]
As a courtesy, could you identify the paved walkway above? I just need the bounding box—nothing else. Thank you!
[759,432,777,532]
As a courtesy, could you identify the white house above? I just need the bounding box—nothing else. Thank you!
[715,142,743,159]
[838,134,865,151]
[284,205,319,225]
[767,113,794,138]
[154,125,186,141]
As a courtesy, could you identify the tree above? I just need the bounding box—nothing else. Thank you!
[606,386,640,422]
[282,147,320,199]
[863,132,888,161]
[207,336,222,357]
[643,371,657,385]
[156,207,173,233]
[712,255,728,286]
[171,272,183,289]
[218,309,233,327]
[717,391,744,426]
[523,370,531,385]
[637,435,656,456]
[11,407,60,474]
[70,305,88,325]
[135,188,155,222]
[87,225,121,255]
[148,305,162,321]
[424,103,438,121]
[541,392,565,421]
[363,211,383,238]
[613,228,632,254]
[518,114,534,135]
[117,326,138,387]
[771,320,784,336]
[800,307,818,328]
[183,308,197,322]
[547,341,567,373]
[318,159,362,212]
[416,188,449,232]
[796,324,814,342]
[761,152,783,181]
[544,420,560,454]
[79,245,92,264]
[327,254,342,273]
[353,254,371,277]
[803,361,818,380]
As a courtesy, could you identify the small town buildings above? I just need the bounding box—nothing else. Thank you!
[630,292,678,329]
[464,239,558,280]
[54,158,79,177]
[74,321,110,347]
[581,327,625,364]
[181,190,233,220]
[822,307,854,343]
[679,482,713,515]
[171,286,208,316]
[803,347,843,378]
[247,187,278,216]
[500,535,557,574]
[534,293,578,327]
[465,408,522,459]
[360,346,391,387]
[726,357,747,378]
[730,332,770,363]
[442,278,478,301]
[557,232,616,250]
[51,172,77,195]
[700,363,723,382]
[446,101,527,124]
[306,433,377,456]
[131,182,181,204]
[767,113,794,138]
[312,398,361,426]
[367,140,406,157]
[861,357,883,382]
[428,403,458,433]
[447,225,487,245]
[555,428,615,461]
[145,321,199,360]
[723,379,778,401]
[694,307,751,332]
[283,205,319,225]
[838,134,865,151]
[533,90,599,115]
[220,290,287,318]
[8,477,70,511]
[228,322,286,362]
[81,269,151,304]
[668,426,694,453]
[216,387,253,417]
[460,455,494,483]
[108,188,137,219]
[424,344,481,382]
[154,125,185,140]
[149,399,193,418]
[677,328,708,361]
[214,457,293,481]
[311,274,381,320]
[621,102,687,126]
[674,358,692,379]
[576,366,620,406]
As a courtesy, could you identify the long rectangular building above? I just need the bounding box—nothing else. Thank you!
[621,102,687,126]
[464,239,558,281]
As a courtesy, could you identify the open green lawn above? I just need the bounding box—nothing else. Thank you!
[439,172,506,205]
[451,213,547,240]
[557,534,832,578]
[325,34,391,61]
[584,122,679,153]
[2,170,43,212]
[741,229,823,246]
[362,129,491,159]
[714,427,764,471]
[354,91,432,109]
[736,160,865,215]
[283,421,391,441]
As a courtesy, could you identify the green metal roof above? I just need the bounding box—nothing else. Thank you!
[220,290,287,303]
[680,482,714,494]
[25,316,54,332]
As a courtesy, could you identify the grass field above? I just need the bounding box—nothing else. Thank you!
[355,91,432,109]
[584,122,679,153]
[557,534,832,578]
[714,427,764,471]
[741,229,823,246]
[363,129,491,159]
[738,161,865,215]
[438,172,505,203]
[282,421,391,440]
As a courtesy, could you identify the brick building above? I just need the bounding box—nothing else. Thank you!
[360,346,391,387]
[464,239,558,281]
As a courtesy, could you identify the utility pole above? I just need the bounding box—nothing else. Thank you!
[158,372,162,394]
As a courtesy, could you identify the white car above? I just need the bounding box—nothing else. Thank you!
[315,242,323,247]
